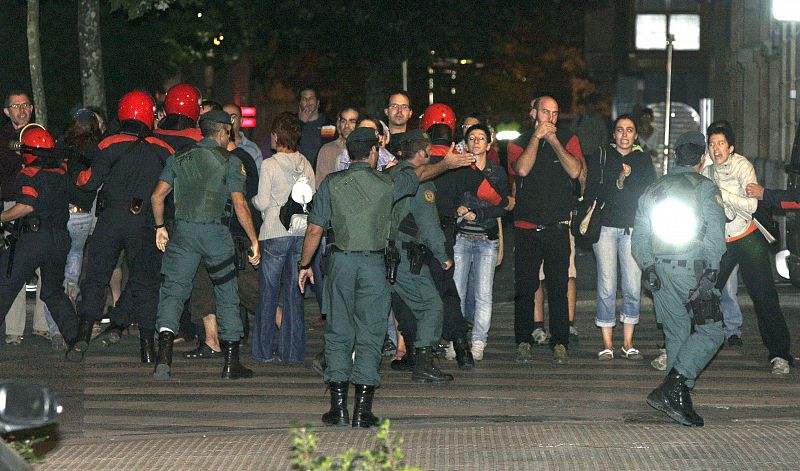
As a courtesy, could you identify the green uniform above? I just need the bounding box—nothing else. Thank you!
[631,166,726,387]
[156,139,247,341]
[309,161,418,386]
[387,160,447,348]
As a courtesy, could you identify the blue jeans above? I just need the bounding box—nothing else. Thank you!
[252,236,305,362]
[453,235,498,344]
[721,266,742,338]
[593,226,641,327]
[43,211,93,335]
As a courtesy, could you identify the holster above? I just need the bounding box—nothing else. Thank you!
[407,243,429,275]
[130,198,144,215]
[320,245,331,276]
[385,241,400,284]
[232,236,249,272]
[688,294,723,325]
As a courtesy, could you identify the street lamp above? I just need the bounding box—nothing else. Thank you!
[773,0,800,21]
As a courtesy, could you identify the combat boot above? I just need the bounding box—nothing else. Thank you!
[65,318,94,362]
[94,322,126,348]
[412,347,453,383]
[221,341,253,379]
[351,384,380,428]
[453,336,474,370]
[153,331,175,380]
[139,329,155,363]
[321,381,350,426]
[646,368,703,427]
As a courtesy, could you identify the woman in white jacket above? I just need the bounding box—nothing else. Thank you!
[251,112,315,363]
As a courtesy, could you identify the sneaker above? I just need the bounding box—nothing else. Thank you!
[5,335,23,345]
[444,341,456,361]
[569,325,579,339]
[771,357,790,375]
[471,340,485,361]
[552,344,568,364]
[515,342,532,363]
[727,335,743,347]
[651,348,667,371]
[531,327,549,345]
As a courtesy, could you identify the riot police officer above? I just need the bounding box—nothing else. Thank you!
[154,83,203,151]
[631,131,726,426]
[297,127,474,428]
[67,91,174,362]
[0,125,80,359]
[150,109,260,381]
[388,129,453,383]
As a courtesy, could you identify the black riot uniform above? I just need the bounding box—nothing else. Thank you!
[0,158,79,354]
[70,119,174,360]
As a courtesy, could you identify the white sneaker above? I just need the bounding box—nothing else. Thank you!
[471,340,485,361]
[771,357,790,375]
[532,327,549,345]
[444,341,456,360]
[651,349,667,371]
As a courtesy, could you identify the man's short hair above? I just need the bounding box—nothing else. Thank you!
[346,141,374,161]
[386,90,412,109]
[338,107,358,120]
[531,94,556,112]
[201,99,222,112]
[5,90,31,108]
[224,103,242,115]
[299,86,319,99]
[199,118,228,138]
[398,140,428,161]
[707,122,736,147]
[674,143,705,167]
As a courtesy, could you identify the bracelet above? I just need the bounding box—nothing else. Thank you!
[297,261,312,271]
[153,223,165,229]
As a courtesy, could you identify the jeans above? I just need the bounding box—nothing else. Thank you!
[42,211,94,334]
[454,235,499,344]
[252,236,305,362]
[592,226,641,327]
[720,266,742,338]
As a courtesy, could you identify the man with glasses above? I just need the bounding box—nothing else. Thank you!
[316,108,359,187]
[384,91,413,152]
[1,90,51,346]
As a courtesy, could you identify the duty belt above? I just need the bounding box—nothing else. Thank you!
[330,246,383,255]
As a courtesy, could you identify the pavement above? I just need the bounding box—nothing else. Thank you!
[3,237,800,470]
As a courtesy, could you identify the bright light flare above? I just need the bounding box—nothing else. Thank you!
[774,0,800,21]
[651,198,697,246]
[496,130,521,141]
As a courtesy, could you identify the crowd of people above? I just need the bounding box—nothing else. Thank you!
[0,83,795,429]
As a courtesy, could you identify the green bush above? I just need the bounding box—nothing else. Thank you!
[290,419,422,471]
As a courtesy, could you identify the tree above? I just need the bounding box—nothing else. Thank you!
[78,0,106,115]
[27,0,47,127]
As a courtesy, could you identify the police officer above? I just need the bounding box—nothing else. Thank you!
[0,125,81,359]
[150,109,260,381]
[388,129,453,383]
[153,83,203,151]
[631,131,726,427]
[68,91,174,362]
[297,127,474,428]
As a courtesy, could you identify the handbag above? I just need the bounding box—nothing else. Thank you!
[571,146,606,245]
[279,175,314,235]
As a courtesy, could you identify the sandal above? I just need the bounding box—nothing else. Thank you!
[183,342,223,359]
[620,346,643,360]
[597,348,614,361]
[32,329,51,340]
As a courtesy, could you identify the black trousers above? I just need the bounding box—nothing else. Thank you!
[0,227,78,342]
[716,231,792,363]
[513,226,571,347]
[77,208,161,332]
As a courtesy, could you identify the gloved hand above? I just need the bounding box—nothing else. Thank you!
[642,265,661,292]
[695,269,718,301]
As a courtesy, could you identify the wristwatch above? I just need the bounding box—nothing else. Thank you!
[153,223,166,229]
[297,261,312,271]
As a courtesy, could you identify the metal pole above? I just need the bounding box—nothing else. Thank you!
[401,60,408,92]
[663,33,675,175]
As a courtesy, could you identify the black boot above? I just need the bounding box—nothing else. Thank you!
[153,331,175,380]
[139,330,156,363]
[646,368,703,426]
[453,336,474,370]
[351,384,380,428]
[221,341,253,379]
[321,381,350,426]
[94,322,126,348]
[65,319,94,362]
[412,347,453,383]
[390,349,416,371]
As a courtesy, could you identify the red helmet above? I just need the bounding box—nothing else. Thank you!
[19,124,55,165]
[118,91,155,129]
[164,83,201,122]
[420,103,456,133]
